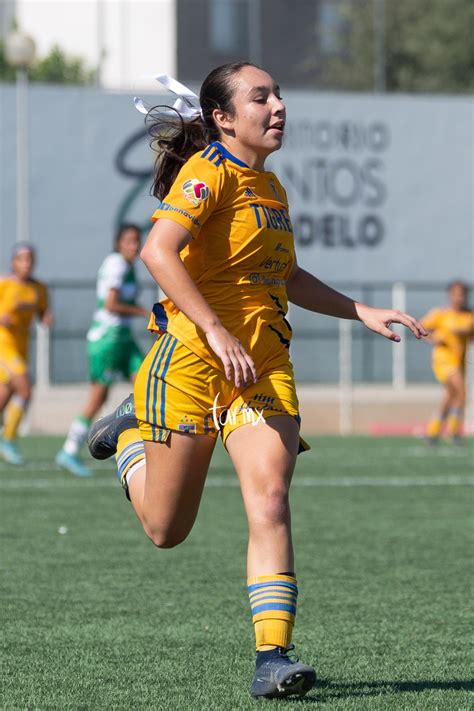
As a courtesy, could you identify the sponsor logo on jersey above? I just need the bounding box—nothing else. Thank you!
[244,187,257,198]
[182,178,210,206]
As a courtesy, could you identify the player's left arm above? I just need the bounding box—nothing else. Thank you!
[37,284,53,327]
[104,288,148,317]
[286,262,427,342]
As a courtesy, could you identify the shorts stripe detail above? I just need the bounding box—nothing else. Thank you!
[145,334,170,424]
[146,334,171,432]
[151,335,173,439]
[151,335,177,439]
[159,337,178,429]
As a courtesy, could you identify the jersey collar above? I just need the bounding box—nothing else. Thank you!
[211,141,249,169]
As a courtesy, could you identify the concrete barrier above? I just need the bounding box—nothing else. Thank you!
[26,383,446,436]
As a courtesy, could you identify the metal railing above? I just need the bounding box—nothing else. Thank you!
[32,279,469,386]
[31,278,473,434]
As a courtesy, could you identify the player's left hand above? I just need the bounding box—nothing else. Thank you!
[41,310,53,328]
[355,304,428,342]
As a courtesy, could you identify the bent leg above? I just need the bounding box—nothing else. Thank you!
[445,370,466,438]
[81,382,109,421]
[63,383,109,453]
[3,373,32,440]
[0,381,13,416]
[426,380,454,440]
[125,432,216,548]
[57,382,110,475]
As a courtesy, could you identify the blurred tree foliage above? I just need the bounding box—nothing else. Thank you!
[0,43,96,84]
[315,0,474,93]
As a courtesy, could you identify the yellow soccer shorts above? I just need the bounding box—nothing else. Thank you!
[432,354,463,384]
[134,332,310,451]
[0,343,28,384]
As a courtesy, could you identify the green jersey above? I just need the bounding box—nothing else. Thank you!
[87,253,138,343]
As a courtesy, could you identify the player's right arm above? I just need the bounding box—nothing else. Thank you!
[141,219,257,388]
[420,309,447,347]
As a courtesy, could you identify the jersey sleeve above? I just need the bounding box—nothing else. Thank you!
[0,279,8,315]
[101,254,127,291]
[421,309,440,332]
[151,153,225,239]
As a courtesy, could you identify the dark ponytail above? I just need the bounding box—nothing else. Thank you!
[147,61,258,200]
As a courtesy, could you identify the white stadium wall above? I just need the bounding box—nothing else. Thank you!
[267,92,473,284]
[1,86,472,285]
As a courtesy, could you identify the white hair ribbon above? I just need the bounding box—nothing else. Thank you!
[134,74,202,120]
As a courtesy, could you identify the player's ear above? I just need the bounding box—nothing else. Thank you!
[212,107,234,132]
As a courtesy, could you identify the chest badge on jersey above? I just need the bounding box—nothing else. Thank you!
[182,179,210,206]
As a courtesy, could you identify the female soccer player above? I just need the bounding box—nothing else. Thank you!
[56,224,148,476]
[0,243,52,465]
[422,281,474,443]
[88,63,427,698]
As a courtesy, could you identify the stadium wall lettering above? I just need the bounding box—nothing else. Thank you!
[0,86,471,283]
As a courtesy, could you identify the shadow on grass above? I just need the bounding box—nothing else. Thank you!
[290,678,474,704]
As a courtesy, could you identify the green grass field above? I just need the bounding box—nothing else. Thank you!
[1,436,473,710]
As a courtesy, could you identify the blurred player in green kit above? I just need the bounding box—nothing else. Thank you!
[56,224,148,476]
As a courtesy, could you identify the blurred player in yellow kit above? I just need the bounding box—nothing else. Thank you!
[422,281,474,443]
[0,243,52,464]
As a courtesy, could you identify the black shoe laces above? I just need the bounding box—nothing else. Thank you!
[279,644,299,663]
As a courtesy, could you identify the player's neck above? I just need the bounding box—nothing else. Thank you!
[218,138,267,172]
[11,273,31,284]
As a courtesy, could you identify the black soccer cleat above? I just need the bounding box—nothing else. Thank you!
[250,646,316,699]
[87,393,137,460]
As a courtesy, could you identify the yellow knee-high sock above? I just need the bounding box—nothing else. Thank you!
[3,395,28,441]
[426,414,445,439]
[248,574,298,651]
[115,428,145,498]
[446,408,462,438]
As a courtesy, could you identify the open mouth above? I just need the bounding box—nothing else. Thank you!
[267,121,285,134]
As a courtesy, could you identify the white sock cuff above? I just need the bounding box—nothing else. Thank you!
[125,459,146,486]
[11,394,28,408]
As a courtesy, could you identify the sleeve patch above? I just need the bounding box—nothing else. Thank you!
[182,179,210,206]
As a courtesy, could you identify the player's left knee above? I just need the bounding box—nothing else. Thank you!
[252,485,290,528]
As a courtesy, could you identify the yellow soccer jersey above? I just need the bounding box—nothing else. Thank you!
[422,307,474,371]
[0,275,48,357]
[149,141,295,374]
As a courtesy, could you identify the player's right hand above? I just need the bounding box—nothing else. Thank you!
[205,324,257,388]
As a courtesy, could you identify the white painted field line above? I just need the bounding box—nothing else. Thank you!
[1,475,473,490]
